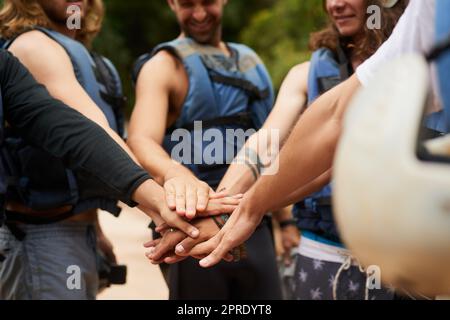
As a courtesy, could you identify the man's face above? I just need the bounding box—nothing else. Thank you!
[37,0,85,25]
[168,0,226,45]
[326,0,366,37]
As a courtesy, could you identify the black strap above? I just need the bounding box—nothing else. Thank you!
[91,53,127,110]
[210,74,270,102]
[419,126,445,140]
[335,44,353,81]
[426,33,450,62]
[4,222,26,241]
[5,210,76,225]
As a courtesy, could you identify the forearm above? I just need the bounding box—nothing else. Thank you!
[273,205,294,223]
[243,76,360,216]
[128,135,193,184]
[216,163,256,194]
[247,116,339,216]
[269,169,332,212]
[1,51,151,206]
[217,124,282,194]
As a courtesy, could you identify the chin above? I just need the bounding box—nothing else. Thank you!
[338,28,359,38]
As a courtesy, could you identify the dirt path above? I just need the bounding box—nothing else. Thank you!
[97,206,168,300]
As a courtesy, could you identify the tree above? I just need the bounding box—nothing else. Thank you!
[240,0,327,88]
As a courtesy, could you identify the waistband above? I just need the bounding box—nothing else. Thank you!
[298,235,360,266]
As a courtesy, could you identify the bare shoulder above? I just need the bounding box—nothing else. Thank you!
[137,49,184,84]
[9,30,68,64]
[288,61,310,79]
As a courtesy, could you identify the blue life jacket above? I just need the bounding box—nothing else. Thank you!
[133,38,274,188]
[435,0,450,130]
[0,28,127,221]
[293,47,351,244]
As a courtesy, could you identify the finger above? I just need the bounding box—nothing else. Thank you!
[143,239,160,248]
[175,184,186,215]
[216,197,241,206]
[224,253,234,262]
[155,223,169,234]
[204,205,236,216]
[151,233,185,261]
[196,187,209,212]
[144,247,156,259]
[199,235,235,268]
[185,185,197,220]
[192,254,207,260]
[168,216,199,239]
[189,233,222,257]
[174,236,202,257]
[164,255,188,264]
[164,183,176,210]
[209,190,229,199]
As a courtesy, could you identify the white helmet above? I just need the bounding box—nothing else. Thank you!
[333,54,450,296]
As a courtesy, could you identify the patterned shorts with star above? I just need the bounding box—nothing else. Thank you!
[292,253,397,300]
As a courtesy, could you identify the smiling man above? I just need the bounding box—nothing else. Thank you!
[129,0,282,299]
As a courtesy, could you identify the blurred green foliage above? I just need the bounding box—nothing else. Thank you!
[0,0,328,113]
[93,0,328,113]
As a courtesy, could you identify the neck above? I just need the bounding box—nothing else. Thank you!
[49,21,77,39]
[180,28,230,56]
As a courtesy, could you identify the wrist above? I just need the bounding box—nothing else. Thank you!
[279,219,297,229]
[163,164,192,182]
[134,179,166,213]
[239,192,265,225]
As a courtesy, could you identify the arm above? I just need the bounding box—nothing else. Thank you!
[217,62,310,195]
[243,75,361,219]
[128,51,224,219]
[191,75,362,268]
[269,169,332,212]
[273,205,300,266]
[1,49,147,206]
[8,31,139,163]
[0,49,199,236]
[161,63,315,260]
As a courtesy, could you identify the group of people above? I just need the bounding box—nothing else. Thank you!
[0,0,448,300]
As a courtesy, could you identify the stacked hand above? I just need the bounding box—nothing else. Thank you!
[144,193,264,268]
[142,172,244,264]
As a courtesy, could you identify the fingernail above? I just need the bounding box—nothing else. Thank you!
[175,245,185,254]
[190,229,199,237]
[200,257,210,267]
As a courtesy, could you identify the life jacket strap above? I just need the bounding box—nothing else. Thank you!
[209,74,270,102]
[166,111,255,135]
[426,33,450,62]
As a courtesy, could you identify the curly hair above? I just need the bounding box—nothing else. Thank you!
[0,0,104,47]
[309,0,409,62]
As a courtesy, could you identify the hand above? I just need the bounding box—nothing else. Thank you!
[138,204,200,239]
[280,225,300,266]
[144,217,233,264]
[192,194,243,217]
[164,169,222,219]
[188,195,265,268]
[144,230,188,265]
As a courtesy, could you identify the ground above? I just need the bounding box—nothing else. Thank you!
[97,206,168,300]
